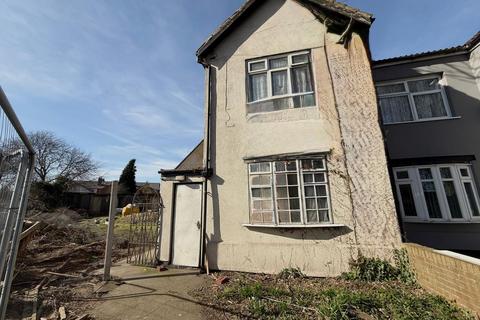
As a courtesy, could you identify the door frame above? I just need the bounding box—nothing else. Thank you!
[169,182,203,267]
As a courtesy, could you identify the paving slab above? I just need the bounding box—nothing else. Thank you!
[90,263,208,320]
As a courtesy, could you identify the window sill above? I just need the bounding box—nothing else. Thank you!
[383,116,461,126]
[403,219,480,224]
[242,223,346,228]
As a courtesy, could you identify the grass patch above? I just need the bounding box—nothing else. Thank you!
[206,275,473,320]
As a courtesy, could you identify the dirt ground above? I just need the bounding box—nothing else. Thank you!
[6,208,131,320]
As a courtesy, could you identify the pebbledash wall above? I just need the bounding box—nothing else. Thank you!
[160,0,402,276]
[405,243,480,316]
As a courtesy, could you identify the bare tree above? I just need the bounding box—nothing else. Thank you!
[27,131,98,182]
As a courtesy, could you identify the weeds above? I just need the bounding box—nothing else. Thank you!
[212,275,473,320]
[342,249,416,284]
[277,267,305,280]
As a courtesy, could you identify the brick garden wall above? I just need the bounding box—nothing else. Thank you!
[405,243,480,316]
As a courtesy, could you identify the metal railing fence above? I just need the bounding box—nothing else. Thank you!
[0,87,35,319]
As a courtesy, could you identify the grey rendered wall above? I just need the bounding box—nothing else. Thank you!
[373,54,480,250]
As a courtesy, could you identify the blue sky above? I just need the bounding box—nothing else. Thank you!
[1,0,479,182]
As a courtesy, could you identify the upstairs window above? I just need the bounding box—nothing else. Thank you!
[247,51,315,114]
[376,76,451,124]
[393,164,480,222]
[248,157,331,226]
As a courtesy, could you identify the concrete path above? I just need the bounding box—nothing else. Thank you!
[91,263,208,320]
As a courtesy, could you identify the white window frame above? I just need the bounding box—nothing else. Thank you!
[376,75,452,124]
[393,164,480,223]
[247,157,332,226]
[246,51,315,107]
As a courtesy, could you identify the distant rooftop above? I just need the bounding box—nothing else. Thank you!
[373,31,480,66]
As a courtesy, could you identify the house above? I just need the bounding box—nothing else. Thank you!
[372,32,480,253]
[159,0,402,276]
[64,179,160,215]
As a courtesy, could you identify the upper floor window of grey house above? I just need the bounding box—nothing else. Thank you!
[247,157,331,226]
[246,51,315,114]
[393,164,480,223]
[376,76,451,124]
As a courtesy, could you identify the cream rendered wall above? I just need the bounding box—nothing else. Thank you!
[470,44,480,92]
[199,0,400,277]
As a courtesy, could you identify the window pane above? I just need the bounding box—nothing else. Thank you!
[376,83,405,95]
[422,181,442,218]
[305,186,315,197]
[272,70,288,96]
[312,159,324,169]
[464,182,480,217]
[262,212,274,223]
[277,200,289,210]
[290,199,300,210]
[440,167,452,179]
[291,65,313,93]
[288,186,298,197]
[250,162,270,173]
[399,184,417,217]
[286,161,297,171]
[314,173,326,183]
[251,174,271,186]
[317,198,328,209]
[292,94,315,108]
[443,181,462,218]
[305,198,316,209]
[379,95,412,124]
[303,174,313,183]
[319,210,329,222]
[275,161,286,172]
[414,93,447,119]
[278,211,290,223]
[252,188,271,198]
[275,174,287,186]
[315,185,327,197]
[287,174,297,185]
[251,211,262,223]
[249,73,268,102]
[460,168,469,177]
[292,54,308,64]
[291,211,301,222]
[408,78,439,92]
[396,171,409,180]
[269,57,288,69]
[276,187,288,198]
[419,168,433,180]
[250,61,266,71]
[307,210,318,223]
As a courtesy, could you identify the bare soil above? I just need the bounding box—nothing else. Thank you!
[6,209,130,320]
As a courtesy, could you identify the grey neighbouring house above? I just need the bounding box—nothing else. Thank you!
[373,31,480,253]
[158,0,402,276]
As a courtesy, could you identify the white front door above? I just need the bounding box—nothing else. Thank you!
[172,183,202,267]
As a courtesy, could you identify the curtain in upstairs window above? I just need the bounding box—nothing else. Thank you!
[291,66,312,93]
[379,95,412,123]
[249,73,267,102]
[272,70,288,96]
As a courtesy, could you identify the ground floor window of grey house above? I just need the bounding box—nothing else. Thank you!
[248,158,330,225]
[393,164,480,222]
[246,51,315,114]
[376,76,451,124]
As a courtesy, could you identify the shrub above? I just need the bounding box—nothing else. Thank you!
[342,249,416,284]
[278,267,305,280]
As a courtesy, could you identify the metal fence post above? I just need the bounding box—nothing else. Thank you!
[104,181,118,281]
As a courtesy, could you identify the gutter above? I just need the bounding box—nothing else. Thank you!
[372,50,469,69]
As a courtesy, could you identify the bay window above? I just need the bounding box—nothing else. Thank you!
[393,164,480,222]
[248,157,331,225]
[246,51,315,114]
[376,76,451,124]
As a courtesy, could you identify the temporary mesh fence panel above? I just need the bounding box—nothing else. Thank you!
[0,87,35,319]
